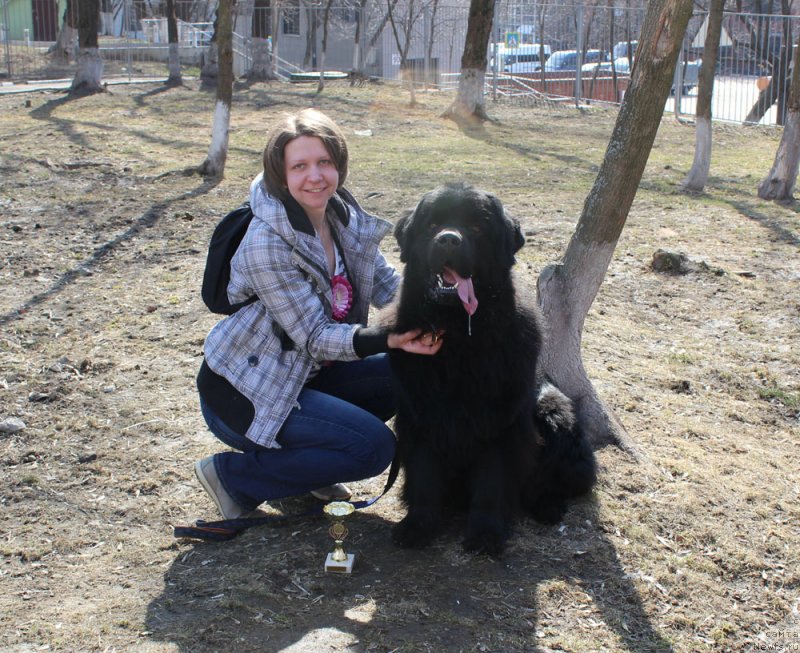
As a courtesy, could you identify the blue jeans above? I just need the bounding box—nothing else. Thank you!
[199,354,397,511]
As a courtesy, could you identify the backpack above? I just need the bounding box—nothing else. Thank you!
[201,191,356,316]
[201,202,257,315]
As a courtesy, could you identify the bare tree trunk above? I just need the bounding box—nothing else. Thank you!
[166,0,183,86]
[50,0,78,61]
[536,0,695,451]
[317,0,334,93]
[744,64,790,125]
[248,38,273,80]
[351,0,367,74]
[758,34,800,200]
[682,0,724,191]
[70,0,103,94]
[742,5,793,125]
[200,43,219,88]
[368,0,399,51]
[304,8,318,68]
[201,0,229,89]
[404,1,417,104]
[361,0,399,79]
[99,0,113,35]
[247,0,273,80]
[537,4,547,89]
[443,0,495,123]
[387,0,420,105]
[270,2,281,78]
[425,0,440,87]
[200,0,234,178]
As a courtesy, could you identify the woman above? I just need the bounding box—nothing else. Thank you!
[195,108,441,519]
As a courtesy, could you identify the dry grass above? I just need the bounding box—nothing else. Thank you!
[0,80,798,653]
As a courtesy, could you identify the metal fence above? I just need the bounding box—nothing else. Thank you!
[488,4,796,126]
[0,0,795,127]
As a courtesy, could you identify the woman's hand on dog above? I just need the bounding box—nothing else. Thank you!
[388,329,444,355]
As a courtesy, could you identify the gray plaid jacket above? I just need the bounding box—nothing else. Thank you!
[203,174,400,447]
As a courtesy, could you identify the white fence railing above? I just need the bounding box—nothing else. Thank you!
[140,19,214,48]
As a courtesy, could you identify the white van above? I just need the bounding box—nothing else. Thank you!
[490,44,552,73]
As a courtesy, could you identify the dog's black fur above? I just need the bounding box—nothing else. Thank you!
[388,183,597,556]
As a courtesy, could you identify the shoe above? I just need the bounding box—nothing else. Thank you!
[195,455,262,520]
[310,483,352,502]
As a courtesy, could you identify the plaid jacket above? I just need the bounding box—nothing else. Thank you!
[203,174,400,448]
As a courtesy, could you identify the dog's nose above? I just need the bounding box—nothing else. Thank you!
[434,229,462,250]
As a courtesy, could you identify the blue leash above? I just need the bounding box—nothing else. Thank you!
[173,458,399,542]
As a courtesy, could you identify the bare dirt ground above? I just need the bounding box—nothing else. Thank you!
[0,80,798,653]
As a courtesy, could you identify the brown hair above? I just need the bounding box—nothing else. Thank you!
[262,109,349,202]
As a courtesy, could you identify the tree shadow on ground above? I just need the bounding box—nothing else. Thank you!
[133,83,181,107]
[147,499,673,652]
[0,178,219,327]
[453,110,602,176]
[724,200,800,249]
[28,90,217,156]
[678,179,800,249]
[29,93,97,149]
[239,83,397,123]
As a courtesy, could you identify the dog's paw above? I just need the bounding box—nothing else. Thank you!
[463,530,508,556]
[463,513,509,556]
[392,512,440,549]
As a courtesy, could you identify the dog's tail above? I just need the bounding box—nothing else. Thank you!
[535,382,576,433]
[534,382,597,499]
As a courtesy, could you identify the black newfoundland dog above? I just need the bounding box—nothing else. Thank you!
[388,183,597,556]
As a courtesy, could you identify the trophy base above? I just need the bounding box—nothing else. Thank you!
[324,552,355,574]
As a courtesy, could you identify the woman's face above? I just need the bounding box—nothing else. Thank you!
[284,135,339,223]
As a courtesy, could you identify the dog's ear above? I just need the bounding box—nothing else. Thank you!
[488,194,525,264]
[394,211,412,263]
[510,216,525,254]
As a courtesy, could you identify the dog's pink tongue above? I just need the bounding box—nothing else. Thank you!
[443,267,478,316]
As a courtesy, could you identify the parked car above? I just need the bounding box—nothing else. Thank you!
[543,49,606,72]
[612,40,638,60]
[672,58,702,94]
[581,58,632,74]
[581,56,702,95]
[490,44,551,73]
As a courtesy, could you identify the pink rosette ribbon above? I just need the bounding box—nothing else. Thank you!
[330,275,353,321]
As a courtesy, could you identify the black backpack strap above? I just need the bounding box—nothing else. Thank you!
[201,202,256,315]
[173,456,400,541]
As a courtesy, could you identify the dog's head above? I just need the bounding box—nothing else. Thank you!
[394,183,525,315]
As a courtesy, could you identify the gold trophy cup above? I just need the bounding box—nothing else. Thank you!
[323,501,355,573]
